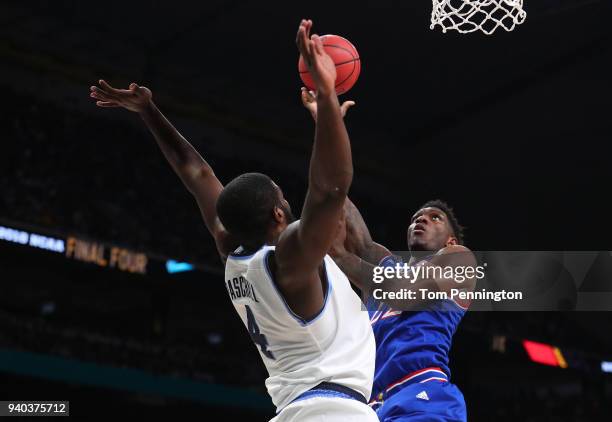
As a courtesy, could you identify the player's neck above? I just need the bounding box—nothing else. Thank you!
[262,232,280,247]
[265,221,289,246]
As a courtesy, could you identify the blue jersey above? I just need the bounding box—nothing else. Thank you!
[367,255,468,408]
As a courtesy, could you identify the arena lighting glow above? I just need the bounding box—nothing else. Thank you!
[523,340,568,368]
[601,361,612,373]
[0,225,65,253]
[165,260,194,274]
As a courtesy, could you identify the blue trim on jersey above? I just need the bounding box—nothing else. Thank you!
[292,389,354,403]
[263,250,332,327]
[279,387,358,414]
[378,255,400,268]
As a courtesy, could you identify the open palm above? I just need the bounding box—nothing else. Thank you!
[90,80,152,113]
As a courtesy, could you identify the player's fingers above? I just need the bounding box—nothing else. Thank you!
[304,19,312,39]
[99,79,121,94]
[95,101,120,108]
[295,19,305,44]
[90,85,114,98]
[90,88,117,103]
[341,101,356,114]
[311,35,324,58]
[130,82,147,98]
[309,90,316,98]
[298,20,318,63]
[93,86,122,102]
[90,90,109,101]
[296,21,311,58]
[301,87,315,102]
[307,38,320,65]
[304,37,315,61]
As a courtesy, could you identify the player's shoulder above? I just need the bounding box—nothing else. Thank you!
[276,220,301,246]
[436,244,472,256]
[433,245,475,261]
[432,244,477,269]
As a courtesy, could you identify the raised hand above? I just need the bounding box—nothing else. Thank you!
[89,80,152,113]
[296,20,336,97]
[301,87,355,121]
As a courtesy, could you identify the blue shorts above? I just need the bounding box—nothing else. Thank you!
[375,381,467,422]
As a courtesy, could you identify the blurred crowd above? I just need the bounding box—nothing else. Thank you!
[1,87,306,268]
[0,309,263,387]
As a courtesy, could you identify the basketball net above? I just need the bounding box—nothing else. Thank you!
[431,0,527,35]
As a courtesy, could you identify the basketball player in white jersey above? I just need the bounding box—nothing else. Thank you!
[89,19,376,422]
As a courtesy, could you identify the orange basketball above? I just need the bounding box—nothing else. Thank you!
[298,34,361,95]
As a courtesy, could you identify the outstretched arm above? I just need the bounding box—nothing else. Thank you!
[89,81,233,260]
[272,20,355,319]
[301,84,394,297]
[301,89,389,266]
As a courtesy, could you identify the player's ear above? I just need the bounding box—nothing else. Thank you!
[446,236,458,247]
[272,206,285,224]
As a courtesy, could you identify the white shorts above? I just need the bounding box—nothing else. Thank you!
[270,396,378,422]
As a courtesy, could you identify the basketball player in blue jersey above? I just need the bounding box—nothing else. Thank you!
[335,199,475,422]
[89,19,377,422]
[302,91,475,421]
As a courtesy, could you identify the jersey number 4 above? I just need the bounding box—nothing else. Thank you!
[245,305,275,360]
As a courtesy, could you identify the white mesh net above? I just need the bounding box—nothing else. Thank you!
[431,0,527,35]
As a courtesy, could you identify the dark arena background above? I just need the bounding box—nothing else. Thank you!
[1,1,612,420]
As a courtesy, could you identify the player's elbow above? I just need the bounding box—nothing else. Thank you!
[314,183,351,203]
[337,169,354,194]
[311,169,353,199]
[328,180,352,199]
[193,162,215,180]
[182,163,214,193]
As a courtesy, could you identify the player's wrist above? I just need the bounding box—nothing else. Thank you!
[315,88,337,103]
[315,91,341,116]
[137,99,156,115]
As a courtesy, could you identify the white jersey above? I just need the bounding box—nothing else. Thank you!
[224,245,375,412]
